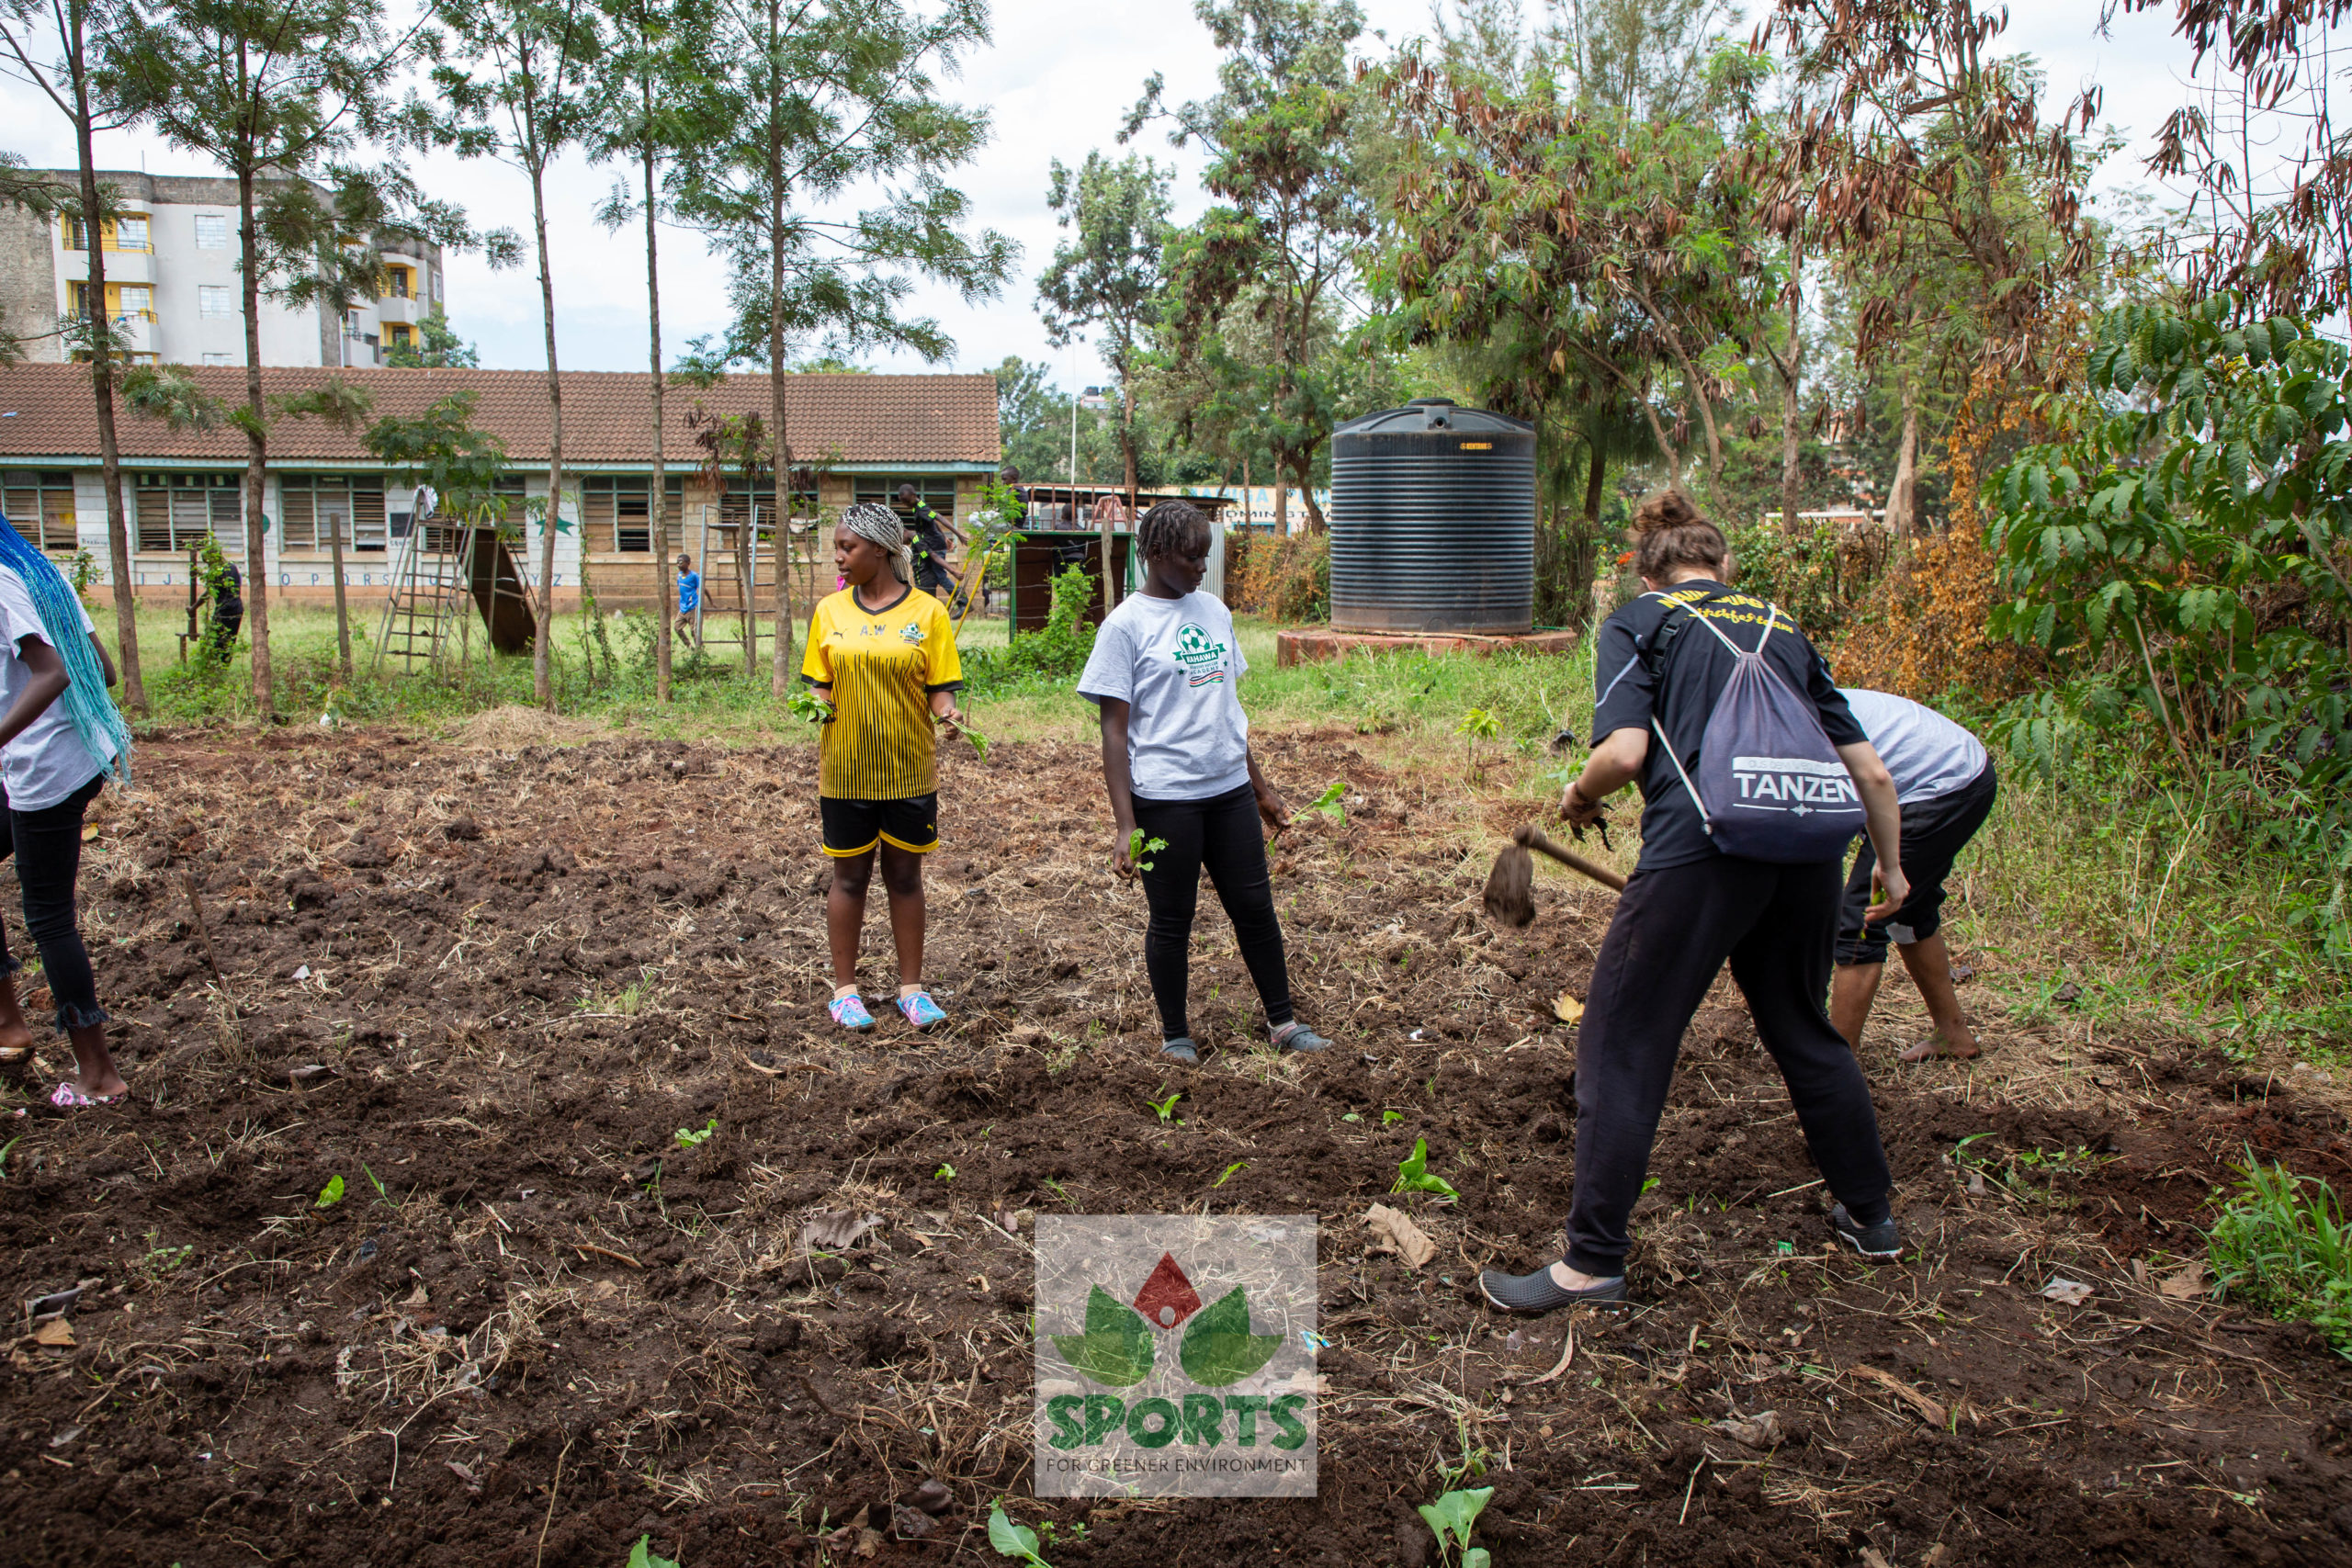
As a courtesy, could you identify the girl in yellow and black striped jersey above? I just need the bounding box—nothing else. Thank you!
[801,502,971,1033]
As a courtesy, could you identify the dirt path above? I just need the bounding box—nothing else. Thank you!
[2,729,2346,1566]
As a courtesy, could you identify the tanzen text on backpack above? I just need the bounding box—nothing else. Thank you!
[1646,594,1865,863]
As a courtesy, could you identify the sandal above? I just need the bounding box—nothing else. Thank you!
[829,993,876,1032]
[898,991,947,1030]
[47,1081,122,1110]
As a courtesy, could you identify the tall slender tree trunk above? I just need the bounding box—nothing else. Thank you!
[1884,368,1919,536]
[1778,241,1804,536]
[235,162,273,717]
[329,515,351,676]
[1102,376,1131,610]
[645,97,671,705]
[764,16,793,696]
[530,154,563,710]
[69,62,143,714]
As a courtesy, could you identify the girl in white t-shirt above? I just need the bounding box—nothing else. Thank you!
[1077,502,1329,1065]
[0,513,134,1109]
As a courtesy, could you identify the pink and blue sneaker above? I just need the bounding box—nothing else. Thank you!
[829,992,876,1032]
[898,990,947,1030]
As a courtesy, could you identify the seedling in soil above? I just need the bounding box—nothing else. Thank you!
[137,1230,193,1282]
[1418,1484,1495,1568]
[987,1501,1055,1566]
[362,1164,394,1208]
[1145,1091,1182,1125]
[935,1164,956,1181]
[1213,1161,1246,1188]
[1393,1138,1461,1202]
[0,1134,17,1176]
[674,1118,717,1150]
[786,688,833,725]
[1126,829,1168,872]
[1382,1109,1403,1125]
[625,1536,681,1568]
[315,1174,346,1210]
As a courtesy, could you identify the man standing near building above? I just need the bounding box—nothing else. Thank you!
[898,482,965,601]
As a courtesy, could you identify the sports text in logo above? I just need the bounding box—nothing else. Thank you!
[1170,624,1228,688]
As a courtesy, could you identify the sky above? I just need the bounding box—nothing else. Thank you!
[0,0,2215,390]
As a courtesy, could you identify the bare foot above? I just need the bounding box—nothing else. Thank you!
[1900,1035,1981,1063]
[76,1066,130,1099]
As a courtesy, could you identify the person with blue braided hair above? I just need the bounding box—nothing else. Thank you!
[0,508,133,1109]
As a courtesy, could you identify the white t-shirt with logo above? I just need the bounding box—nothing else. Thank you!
[0,567,110,811]
[1078,591,1251,801]
[1841,688,1988,806]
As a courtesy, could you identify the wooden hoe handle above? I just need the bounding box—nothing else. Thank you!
[1513,825,1630,893]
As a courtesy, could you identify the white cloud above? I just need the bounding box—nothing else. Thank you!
[1,0,2208,386]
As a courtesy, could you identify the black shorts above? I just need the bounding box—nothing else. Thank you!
[820,794,939,858]
[1838,762,1998,965]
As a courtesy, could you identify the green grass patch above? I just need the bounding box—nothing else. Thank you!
[2208,1157,2352,1355]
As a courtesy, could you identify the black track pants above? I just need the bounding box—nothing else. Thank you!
[1131,783,1295,1042]
[1566,854,1893,1277]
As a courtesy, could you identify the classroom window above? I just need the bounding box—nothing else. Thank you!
[133,473,241,555]
[582,476,677,554]
[199,286,237,318]
[1,471,78,554]
[856,476,957,529]
[194,213,230,249]
[278,474,387,552]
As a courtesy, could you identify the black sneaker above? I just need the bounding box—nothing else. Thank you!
[1477,1263,1628,1313]
[1827,1203,1905,1261]
[1159,1039,1199,1065]
[1270,1022,1329,1055]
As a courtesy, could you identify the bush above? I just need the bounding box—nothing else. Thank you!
[1723,519,1894,645]
[1225,530,1328,622]
[1827,525,2041,704]
[963,562,1097,691]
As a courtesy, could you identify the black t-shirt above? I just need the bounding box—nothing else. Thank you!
[906,502,950,562]
[1590,581,1865,870]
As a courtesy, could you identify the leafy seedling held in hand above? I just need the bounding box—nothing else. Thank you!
[786,688,833,725]
[939,711,991,761]
[1146,1091,1182,1125]
[1126,829,1168,872]
[315,1174,346,1210]
[1419,1485,1496,1568]
[988,1500,1056,1567]
[1303,781,1348,825]
[674,1117,717,1150]
[1393,1138,1461,1202]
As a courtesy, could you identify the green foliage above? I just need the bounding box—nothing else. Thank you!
[1392,1136,1460,1202]
[2208,1156,2352,1355]
[1301,781,1347,824]
[933,1163,956,1181]
[1418,1485,1495,1568]
[1145,1090,1182,1124]
[1040,150,1174,486]
[1128,829,1169,871]
[363,391,513,528]
[987,1502,1054,1568]
[624,1536,680,1568]
[383,306,480,368]
[674,1117,716,1149]
[786,687,833,724]
[1454,707,1500,740]
[315,1174,346,1209]
[1987,296,2352,951]
[1720,520,1893,645]
[966,564,1099,689]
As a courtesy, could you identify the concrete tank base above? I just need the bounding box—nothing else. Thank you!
[1276,626,1580,667]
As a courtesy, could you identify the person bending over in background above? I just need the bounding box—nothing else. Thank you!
[1079,501,1330,1066]
[802,502,969,1034]
[897,483,965,601]
[0,509,135,1108]
[1830,689,1997,1062]
[1479,491,1910,1313]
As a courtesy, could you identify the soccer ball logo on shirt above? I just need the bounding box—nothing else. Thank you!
[1170,624,1227,688]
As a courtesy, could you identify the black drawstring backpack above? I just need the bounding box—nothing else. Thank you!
[1646,594,1867,863]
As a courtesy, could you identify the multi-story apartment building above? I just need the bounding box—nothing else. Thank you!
[0,170,446,368]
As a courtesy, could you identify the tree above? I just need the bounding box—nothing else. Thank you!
[594,0,712,705]
[421,0,601,709]
[1038,149,1172,603]
[112,0,443,716]
[1128,0,1374,534]
[672,0,1014,695]
[363,389,509,520]
[2,0,149,712]
[382,304,480,367]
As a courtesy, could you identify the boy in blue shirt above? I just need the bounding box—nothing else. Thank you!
[674,553,701,647]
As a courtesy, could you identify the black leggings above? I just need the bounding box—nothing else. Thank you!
[1132,784,1294,1041]
[1566,854,1893,1277]
[0,773,107,1032]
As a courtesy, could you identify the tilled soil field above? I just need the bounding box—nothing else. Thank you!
[3,725,2349,1567]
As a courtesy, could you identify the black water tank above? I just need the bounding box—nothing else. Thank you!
[1328,399,1534,634]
